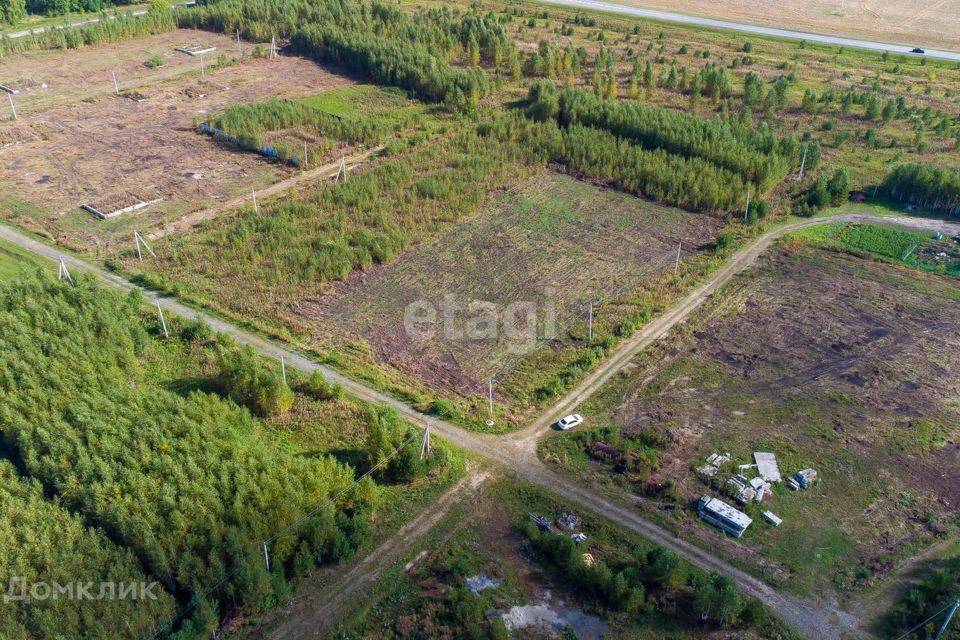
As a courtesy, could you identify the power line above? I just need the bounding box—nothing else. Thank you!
[895,598,959,640]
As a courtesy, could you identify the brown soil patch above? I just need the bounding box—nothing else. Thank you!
[0,30,353,254]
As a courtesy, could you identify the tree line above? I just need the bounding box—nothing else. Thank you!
[882,162,960,215]
[0,0,174,54]
[553,87,798,190]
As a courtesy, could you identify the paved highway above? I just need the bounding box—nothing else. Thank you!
[536,0,960,62]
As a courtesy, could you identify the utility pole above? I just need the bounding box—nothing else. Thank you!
[112,71,119,95]
[280,356,286,385]
[335,154,347,182]
[798,145,807,180]
[935,599,959,640]
[486,376,494,426]
[252,189,259,214]
[262,542,270,572]
[303,141,308,168]
[674,241,682,273]
[236,28,241,55]
[57,257,72,283]
[134,231,156,261]
[420,423,431,460]
[7,93,16,121]
[744,188,751,221]
[156,302,169,339]
[199,52,205,81]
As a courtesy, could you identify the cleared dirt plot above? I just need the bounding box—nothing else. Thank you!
[542,232,960,595]
[0,30,353,255]
[617,0,960,50]
[303,172,723,396]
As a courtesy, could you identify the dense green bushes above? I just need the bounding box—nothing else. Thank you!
[883,162,960,215]
[0,272,377,635]
[556,87,797,189]
[216,344,293,416]
[209,99,387,154]
[794,166,849,215]
[0,460,175,639]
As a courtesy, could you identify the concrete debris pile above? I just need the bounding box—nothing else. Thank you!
[697,451,732,477]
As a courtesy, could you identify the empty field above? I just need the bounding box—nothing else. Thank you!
[0,29,354,255]
[541,232,960,595]
[612,0,960,50]
[305,172,723,396]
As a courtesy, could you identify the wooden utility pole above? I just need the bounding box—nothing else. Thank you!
[7,93,16,121]
[112,71,119,95]
[744,188,751,221]
[252,189,259,214]
[262,542,270,572]
[674,241,682,273]
[798,145,807,180]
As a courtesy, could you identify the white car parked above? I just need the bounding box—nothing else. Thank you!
[556,414,583,430]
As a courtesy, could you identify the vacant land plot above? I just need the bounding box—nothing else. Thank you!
[614,0,960,50]
[542,235,960,595]
[303,172,723,396]
[0,30,353,254]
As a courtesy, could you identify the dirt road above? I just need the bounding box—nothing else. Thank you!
[263,471,491,639]
[4,212,959,638]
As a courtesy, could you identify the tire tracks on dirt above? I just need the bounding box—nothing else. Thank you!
[262,470,491,640]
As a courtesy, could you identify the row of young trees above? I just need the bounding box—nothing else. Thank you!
[882,162,960,215]
[553,87,797,190]
[0,272,382,638]
[178,0,511,111]
[517,85,750,212]
[0,0,174,54]
[289,25,490,111]
[208,98,389,155]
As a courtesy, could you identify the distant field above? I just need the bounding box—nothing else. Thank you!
[611,0,960,50]
[311,171,722,396]
[541,232,960,595]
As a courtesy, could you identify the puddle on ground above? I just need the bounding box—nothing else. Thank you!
[497,591,607,639]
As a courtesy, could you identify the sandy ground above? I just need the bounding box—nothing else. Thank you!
[614,0,960,50]
[0,30,353,254]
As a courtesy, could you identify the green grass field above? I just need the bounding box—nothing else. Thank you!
[0,237,49,279]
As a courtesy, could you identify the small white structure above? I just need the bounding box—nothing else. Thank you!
[698,495,752,538]
[753,452,782,483]
[762,511,783,527]
[571,533,587,544]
